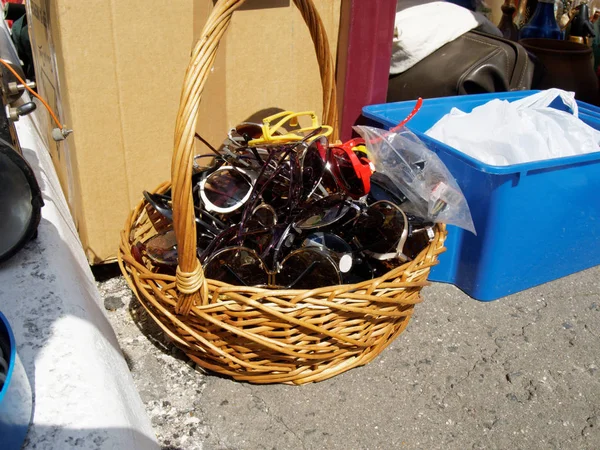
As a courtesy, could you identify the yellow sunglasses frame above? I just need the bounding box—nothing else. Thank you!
[247,110,333,146]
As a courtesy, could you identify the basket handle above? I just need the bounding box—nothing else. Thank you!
[171,0,339,314]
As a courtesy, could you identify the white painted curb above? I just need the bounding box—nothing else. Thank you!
[0,110,159,449]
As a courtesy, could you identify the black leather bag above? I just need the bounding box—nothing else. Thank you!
[387,30,534,102]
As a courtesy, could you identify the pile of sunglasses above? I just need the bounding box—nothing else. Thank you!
[132,111,435,290]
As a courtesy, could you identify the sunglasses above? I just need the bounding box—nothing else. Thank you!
[301,231,353,271]
[233,129,327,238]
[347,201,410,262]
[348,201,436,262]
[193,131,329,217]
[236,111,333,147]
[158,103,435,289]
[200,133,339,280]
[131,230,178,269]
[301,231,383,284]
[327,138,374,199]
[227,122,274,148]
[143,191,225,236]
[198,197,285,262]
[220,123,376,210]
[203,245,342,289]
[197,165,257,214]
[292,194,359,231]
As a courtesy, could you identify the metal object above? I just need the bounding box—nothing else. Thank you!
[498,0,519,41]
[0,18,43,264]
[569,2,596,45]
[7,101,36,121]
[51,127,73,141]
[515,0,538,27]
[6,80,36,96]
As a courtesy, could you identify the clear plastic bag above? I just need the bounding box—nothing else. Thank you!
[354,125,476,234]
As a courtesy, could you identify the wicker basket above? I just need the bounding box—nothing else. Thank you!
[118,0,447,385]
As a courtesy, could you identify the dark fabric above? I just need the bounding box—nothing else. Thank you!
[11,14,35,81]
[387,30,534,102]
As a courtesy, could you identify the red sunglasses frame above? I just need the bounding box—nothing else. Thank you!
[325,97,424,199]
[327,138,374,199]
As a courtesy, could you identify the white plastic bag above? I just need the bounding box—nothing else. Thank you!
[425,89,600,166]
[354,125,476,234]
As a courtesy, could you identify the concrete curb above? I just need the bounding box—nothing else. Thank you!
[0,111,159,449]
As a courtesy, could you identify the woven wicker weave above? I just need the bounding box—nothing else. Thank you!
[118,0,447,385]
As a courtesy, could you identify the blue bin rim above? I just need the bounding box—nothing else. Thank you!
[365,90,600,114]
[0,310,16,405]
[362,91,600,176]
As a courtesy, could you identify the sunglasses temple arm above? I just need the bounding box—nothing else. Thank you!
[199,231,226,262]
[196,207,226,229]
[196,217,221,236]
[235,155,277,242]
[235,144,299,241]
[249,147,264,164]
[394,215,410,261]
[194,132,222,156]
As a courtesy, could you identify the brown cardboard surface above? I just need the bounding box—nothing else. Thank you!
[195,0,341,157]
[27,0,340,264]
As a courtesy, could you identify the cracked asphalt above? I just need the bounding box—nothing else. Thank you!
[95,264,600,450]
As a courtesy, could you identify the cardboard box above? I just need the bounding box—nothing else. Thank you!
[27,0,340,264]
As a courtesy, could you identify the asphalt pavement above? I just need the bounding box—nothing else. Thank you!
[97,263,600,450]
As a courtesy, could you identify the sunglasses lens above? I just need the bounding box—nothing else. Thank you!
[368,172,407,205]
[197,233,214,255]
[301,137,327,198]
[204,247,268,286]
[294,195,351,230]
[235,123,263,141]
[302,232,354,273]
[302,232,351,252]
[278,248,341,289]
[252,205,277,228]
[330,147,366,198]
[145,230,178,266]
[403,225,435,260]
[353,203,405,254]
[241,226,274,256]
[204,169,252,209]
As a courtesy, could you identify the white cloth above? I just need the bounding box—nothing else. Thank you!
[425,89,600,166]
[390,1,493,75]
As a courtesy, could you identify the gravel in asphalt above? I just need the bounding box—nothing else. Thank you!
[95,264,600,450]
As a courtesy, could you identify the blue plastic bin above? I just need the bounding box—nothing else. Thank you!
[363,91,600,301]
[0,311,33,449]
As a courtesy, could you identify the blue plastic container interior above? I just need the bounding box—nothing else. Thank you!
[0,311,32,449]
[363,91,600,300]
